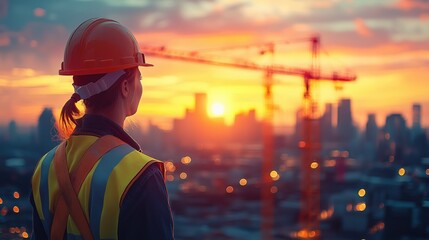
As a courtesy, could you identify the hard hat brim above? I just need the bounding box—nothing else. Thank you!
[59,63,153,76]
[59,53,154,76]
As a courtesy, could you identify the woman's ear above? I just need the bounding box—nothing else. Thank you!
[121,79,129,98]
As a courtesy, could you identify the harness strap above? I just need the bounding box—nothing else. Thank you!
[53,141,93,240]
[50,135,126,240]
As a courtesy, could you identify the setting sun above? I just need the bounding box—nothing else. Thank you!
[210,102,225,117]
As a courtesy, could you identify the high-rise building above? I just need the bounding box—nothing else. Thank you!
[321,103,333,142]
[8,120,17,143]
[362,113,379,162]
[384,113,409,163]
[410,104,427,159]
[412,104,421,129]
[173,93,228,149]
[337,98,355,143]
[385,114,408,144]
[365,114,378,144]
[232,109,262,144]
[411,104,423,141]
[37,108,59,153]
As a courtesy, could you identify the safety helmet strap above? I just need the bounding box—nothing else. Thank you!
[73,70,126,99]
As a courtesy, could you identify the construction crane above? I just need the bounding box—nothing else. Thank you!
[140,35,356,239]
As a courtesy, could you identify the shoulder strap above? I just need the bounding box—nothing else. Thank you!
[51,135,126,240]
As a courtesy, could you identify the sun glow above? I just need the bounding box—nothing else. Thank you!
[209,102,225,117]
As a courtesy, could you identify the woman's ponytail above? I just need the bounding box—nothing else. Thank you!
[59,93,81,139]
[57,68,135,139]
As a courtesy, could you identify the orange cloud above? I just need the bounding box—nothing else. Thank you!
[354,18,372,37]
[136,31,255,50]
[420,13,429,22]
[291,23,313,32]
[396,0,429,10]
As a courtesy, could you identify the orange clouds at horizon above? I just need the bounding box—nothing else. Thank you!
[1,54,428,133]
[396,0,429,10]
[355,18,373,37]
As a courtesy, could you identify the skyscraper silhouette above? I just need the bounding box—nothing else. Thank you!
[172,93,230,148]
[410,104,427,161]
[321,103,333,142]
[8,120,17,143]
[337,99,355,144]
[365,113,378,144]
[411,104,422,140]
[37,108,59,154]
[233,109,261,144]
[385,114,408,144]
[363,113,378,161]
[412,104,421,130]
[384,113,408,163]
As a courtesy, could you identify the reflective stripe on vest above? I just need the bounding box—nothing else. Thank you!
[90,144,134,240]
[32,145,59,236]
[32,135,164,240]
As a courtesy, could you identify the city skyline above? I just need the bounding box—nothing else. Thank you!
[0,96,425,140]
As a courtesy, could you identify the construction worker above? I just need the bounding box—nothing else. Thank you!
[30,18,174,240]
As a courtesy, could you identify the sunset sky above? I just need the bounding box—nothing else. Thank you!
[0,0,428,133]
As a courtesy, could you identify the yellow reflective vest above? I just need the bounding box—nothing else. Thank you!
[31,135,164,239]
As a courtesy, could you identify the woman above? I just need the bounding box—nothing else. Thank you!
[30,18,174,240]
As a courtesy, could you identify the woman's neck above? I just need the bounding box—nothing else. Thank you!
[86,106,125,128]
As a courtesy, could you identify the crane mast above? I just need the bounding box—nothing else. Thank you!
[141,36,356,239]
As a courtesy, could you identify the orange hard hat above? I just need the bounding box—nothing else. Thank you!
[59,18,153,76]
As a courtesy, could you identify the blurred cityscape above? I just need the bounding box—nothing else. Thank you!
[0,93,428,240]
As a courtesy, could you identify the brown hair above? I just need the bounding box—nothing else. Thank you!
[59,68,136,139]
